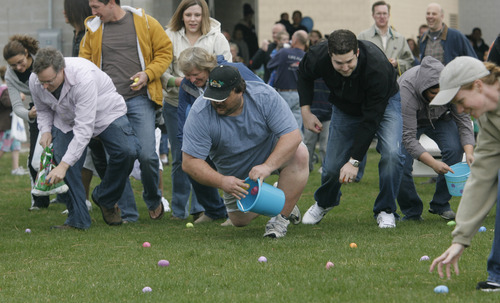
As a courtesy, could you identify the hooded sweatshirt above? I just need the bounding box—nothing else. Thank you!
[398,56,475,159]
[79,6,172,107]
[163,18,231,107]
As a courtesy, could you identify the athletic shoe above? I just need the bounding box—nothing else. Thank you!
[86,200,92,211]
[476,281,500,292]
[161,197,171,212]
[11,167,29,175]
[377,211,396,228]
[302,202,333,224]
[429,209,456,220]
[288,205,301,225]
[263,214,290,238]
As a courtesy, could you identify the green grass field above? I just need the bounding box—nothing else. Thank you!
[0,149,497,302]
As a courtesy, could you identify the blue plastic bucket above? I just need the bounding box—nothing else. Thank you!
[444,162,470,196]
[237,177,285,217]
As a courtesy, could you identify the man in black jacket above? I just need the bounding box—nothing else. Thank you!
[298,29,404,228]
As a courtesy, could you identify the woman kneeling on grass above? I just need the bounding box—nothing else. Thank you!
[429,56,500,292]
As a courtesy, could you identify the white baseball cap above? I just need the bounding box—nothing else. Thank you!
[430,56,490,106]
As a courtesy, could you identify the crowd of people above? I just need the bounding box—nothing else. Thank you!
[2,0,500,291]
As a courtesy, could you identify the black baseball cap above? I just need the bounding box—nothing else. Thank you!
[204,65,242,102]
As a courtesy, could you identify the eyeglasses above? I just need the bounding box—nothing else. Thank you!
[39,71,59,85]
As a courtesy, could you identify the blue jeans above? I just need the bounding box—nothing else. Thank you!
[52,127,90,229]
[397,119,464,219]
[159,132,169,155]
[123,95,162,212]
[278,91,302,132]
[88,137,139,222]
[315,93,404,215]
[163,102,203,219]
[486,171,500,283]
[189,157,227,220]
[92,115,140,211]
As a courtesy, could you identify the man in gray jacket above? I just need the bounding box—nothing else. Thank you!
[397,56,475,221]
[358,1,414,75]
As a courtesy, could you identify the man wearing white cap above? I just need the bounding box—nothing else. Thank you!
[429,56,500,292]
[181,65,309,238]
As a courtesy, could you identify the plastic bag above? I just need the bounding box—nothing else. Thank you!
[31,132,43,172]
[31,145,69,196]
[10,113,27,142]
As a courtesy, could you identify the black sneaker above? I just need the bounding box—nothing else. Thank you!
[476,281,500,292]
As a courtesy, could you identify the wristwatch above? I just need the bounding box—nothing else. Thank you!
[349,158,360,167]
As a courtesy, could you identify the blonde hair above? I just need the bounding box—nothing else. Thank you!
[178,47,218,75]
[461,62,500,90]
[167,0,211,35]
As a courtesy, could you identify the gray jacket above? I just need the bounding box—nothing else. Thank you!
[5,55,34,122]
[358,25,414,74]
[398,56,475,159]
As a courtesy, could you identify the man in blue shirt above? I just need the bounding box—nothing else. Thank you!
[181,65,308,238]
[268,30,308,132]
[176,47,263,225]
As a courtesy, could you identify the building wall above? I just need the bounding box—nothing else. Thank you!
[1,0,498,67]
[0,0,176,65]
[254,0,461,42]
[459,0,499,46]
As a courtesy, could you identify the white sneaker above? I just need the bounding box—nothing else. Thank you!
[62,200,92,215]
[161,197,171,212]
[288,205,301,225]
[263,214,290,238]
[11,167,29,175]
[86,200,92,211]
[377,211,396,228]
[302,202,333,224]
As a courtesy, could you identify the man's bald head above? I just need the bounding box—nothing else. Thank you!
[272,23,286,42]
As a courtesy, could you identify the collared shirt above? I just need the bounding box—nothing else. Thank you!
[29,57,127,166]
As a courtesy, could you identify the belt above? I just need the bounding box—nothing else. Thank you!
[276,89,297,92]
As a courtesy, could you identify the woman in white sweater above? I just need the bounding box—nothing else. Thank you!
[162,0,231,221]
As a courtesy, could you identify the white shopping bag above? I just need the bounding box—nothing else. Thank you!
[10,113,27,142]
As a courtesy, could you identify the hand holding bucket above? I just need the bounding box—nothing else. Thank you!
[237,177,285,217]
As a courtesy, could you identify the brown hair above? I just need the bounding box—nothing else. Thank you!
[0,66,6,81]
[64,0,93,32]
[3,35,39,61]
[372,1,390,14]
[167,0,211,35]
[461,62,500,90]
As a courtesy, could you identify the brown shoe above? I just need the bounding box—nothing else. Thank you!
[221,219,234,227]
[149,202,164,220]
[194,214,214,224]
[192,211,204,222]
[92,191,122,226]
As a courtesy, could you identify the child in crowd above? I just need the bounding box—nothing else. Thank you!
[0,66,28,175]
